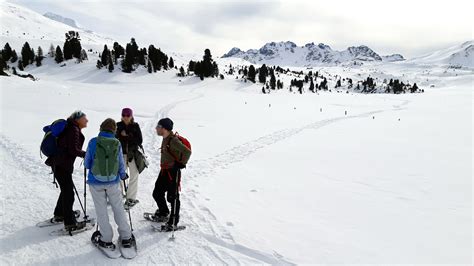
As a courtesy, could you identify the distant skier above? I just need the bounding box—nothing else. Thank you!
[85,118,134,251]
[46,111,88,232]
[116,108,143,209]
[152,118,192,231]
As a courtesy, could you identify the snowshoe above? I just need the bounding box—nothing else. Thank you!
[151,223,186,232]
[143,212,169,223]
[36,210,81,228]
[49,218,95,236]
[119,234,137,259]
[91,231,121,259]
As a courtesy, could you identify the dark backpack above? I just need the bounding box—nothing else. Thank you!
[40,119,67,157]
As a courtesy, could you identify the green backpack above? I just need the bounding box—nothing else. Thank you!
[92,136,120,182]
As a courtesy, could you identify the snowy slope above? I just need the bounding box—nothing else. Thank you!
[1,57,472,264]
[221,41,405,67]
[0,2,114,50]
[409,41,474,67]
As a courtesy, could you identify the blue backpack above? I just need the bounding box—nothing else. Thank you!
[41,119,67,157]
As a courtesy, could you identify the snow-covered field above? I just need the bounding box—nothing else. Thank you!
[1,54,472,264]
[1,1,473,265]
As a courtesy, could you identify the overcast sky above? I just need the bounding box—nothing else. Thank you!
[9,0,474,58]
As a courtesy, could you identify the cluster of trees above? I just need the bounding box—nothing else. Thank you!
[386,79,419,94]
[0,42,46,74]
[54,31,87,64]
[188,49,219,80]
[63,31,83,61]
[95,38,172,74]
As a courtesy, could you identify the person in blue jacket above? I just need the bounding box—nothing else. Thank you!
[85,118,134,251]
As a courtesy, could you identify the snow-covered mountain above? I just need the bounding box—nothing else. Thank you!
[43,12,80,29]
[409,41,473,67]
[222,41,404,66]
[382,54,405,62]
[0,2,114,50]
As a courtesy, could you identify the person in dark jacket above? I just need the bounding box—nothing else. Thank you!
[153,118,191,231]
[52,111,88,231]
[116,108,143,208]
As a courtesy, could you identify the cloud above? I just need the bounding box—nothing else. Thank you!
[8,0,473,57]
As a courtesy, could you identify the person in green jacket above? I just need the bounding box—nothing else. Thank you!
[152,118,191,231]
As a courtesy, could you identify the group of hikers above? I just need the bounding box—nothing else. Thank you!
[42,108,191,252]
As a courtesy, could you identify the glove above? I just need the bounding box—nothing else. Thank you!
[173,161,185,170]
[121,173,129,180]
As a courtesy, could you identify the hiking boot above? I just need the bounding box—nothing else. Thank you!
[51,215,64,223]
[121,238,133,248]
[153,210,169,222]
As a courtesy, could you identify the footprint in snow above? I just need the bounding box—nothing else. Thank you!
[226,222,234,226]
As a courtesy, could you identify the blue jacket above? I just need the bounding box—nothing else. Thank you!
[85,131,126,185]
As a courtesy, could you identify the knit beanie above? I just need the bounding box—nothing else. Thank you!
[157,118,173,131]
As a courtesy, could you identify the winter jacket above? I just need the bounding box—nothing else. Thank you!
[160,132,192,169]
[116,121,143,160]
[85,131,126,185]
[53,118,86,173]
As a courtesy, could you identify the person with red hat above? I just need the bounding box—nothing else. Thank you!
[116,108,143,209]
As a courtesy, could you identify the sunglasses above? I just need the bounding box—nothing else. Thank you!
[156,125,163,129]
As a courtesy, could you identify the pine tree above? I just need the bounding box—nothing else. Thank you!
[108,59,114,72]
[55,46,64,63]
[169,57,174,68]
[258,64,268,83]
[113,42,125,60]
[147,60,152,73]
[188,60,196,72]
[49,44,55,57]
[96,60,103,69]
[21,42,32,67]
[270,71,276,90]
[2,43,13,62]
[30,48,35,64]
[309,79,315,92]
[202,49,213,77]
[247,65,256,83]
[194,61,202,77]
[80,49,88,61]
[63,39,72,60]
[35,46,44,66]
[10,50,18,63]
[101,45,110,66]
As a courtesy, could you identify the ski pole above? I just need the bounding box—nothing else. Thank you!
[83,166,88,221]
[72,182,86,217]
[170,170,180,240]
[123,179,134,232]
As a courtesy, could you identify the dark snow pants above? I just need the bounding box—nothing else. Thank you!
[53,166,76,226]
[152,168,181,225]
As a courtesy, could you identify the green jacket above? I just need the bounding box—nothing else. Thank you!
[160,133,191,169]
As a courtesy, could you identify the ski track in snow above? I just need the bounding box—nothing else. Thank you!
[0,84,409,264]
[138,86,410,264]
